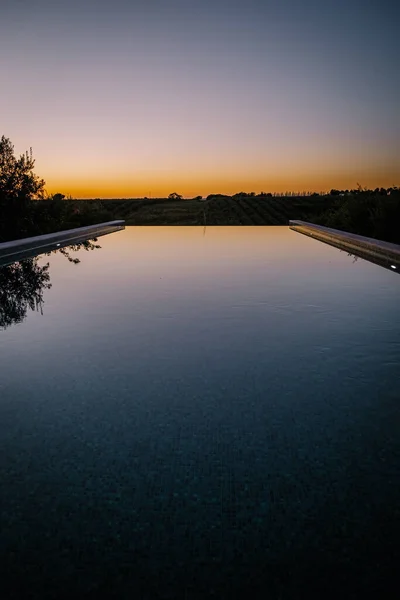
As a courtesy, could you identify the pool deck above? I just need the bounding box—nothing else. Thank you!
[0,220,125,266]
[289,220,400,272]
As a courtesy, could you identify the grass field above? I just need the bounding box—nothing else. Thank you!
[73,196,337,226]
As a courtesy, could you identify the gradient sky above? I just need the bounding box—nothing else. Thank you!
[1,0,399,197]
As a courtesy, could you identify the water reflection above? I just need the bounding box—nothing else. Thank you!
[0,227,399,598]
[0,259,51,329]
[290,225,399,273]
[341,248,399,272]
[347,251,359,264]
[0,239,100,330]
[47,239,101,264]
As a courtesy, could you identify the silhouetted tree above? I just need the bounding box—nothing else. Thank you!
[0,136,47,241]
[168,192,183,200]
[52,193,66,202]
[0,136,114,242]
[206,194,231,201]
[0,136,45,202]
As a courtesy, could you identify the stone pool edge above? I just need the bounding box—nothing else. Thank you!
[289,220,400,272]
[0,220,125,266]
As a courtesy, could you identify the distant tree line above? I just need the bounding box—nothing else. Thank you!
[205,187,398,200]
[327,185,398,197]
[1,135,399,243]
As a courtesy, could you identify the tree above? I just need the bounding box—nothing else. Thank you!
[0,136,48,241]
[168,192,183,200]
[0,136,45,203]
[52,193,66,202]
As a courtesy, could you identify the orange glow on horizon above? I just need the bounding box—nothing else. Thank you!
[44,164,400,199]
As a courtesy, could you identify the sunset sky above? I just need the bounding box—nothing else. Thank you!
[1,0,399,197]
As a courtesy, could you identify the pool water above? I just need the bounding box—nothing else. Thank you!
[1,227,399,599]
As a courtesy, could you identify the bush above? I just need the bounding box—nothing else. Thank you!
[313,190,400,244]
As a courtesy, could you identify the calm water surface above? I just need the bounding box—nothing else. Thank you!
[1,227,399,598]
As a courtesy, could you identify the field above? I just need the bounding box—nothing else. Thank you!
[74,196,338,226]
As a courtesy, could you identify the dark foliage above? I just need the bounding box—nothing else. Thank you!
[0,136,113,242]
[312,189,400,244]
[0,136,46,241]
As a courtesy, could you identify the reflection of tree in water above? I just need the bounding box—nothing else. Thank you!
[338,249,359,264]
[347,252,358,264]
[0,259,51,329]
[45,239,101,263]
[0,239,100,330]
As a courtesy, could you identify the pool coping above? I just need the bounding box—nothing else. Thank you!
[289,220,400,272]
[0,220,125,266]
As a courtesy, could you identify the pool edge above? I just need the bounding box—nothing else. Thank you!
[289,220,400,273]
[0,220,125,266]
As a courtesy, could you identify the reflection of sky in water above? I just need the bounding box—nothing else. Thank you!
[0,226,399,598]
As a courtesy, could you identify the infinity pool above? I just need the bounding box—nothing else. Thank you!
[1,227,399,598]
